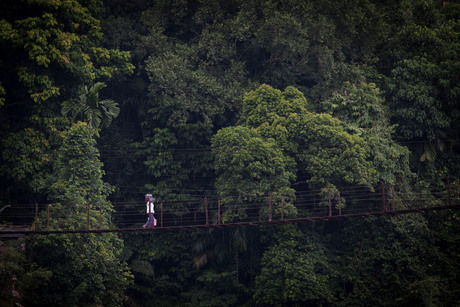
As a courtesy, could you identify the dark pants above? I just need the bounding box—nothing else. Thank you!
[147,213,155,228]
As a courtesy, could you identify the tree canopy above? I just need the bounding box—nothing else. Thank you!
[1,0,459,306]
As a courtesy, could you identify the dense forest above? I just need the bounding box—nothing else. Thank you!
[1,0,459,306]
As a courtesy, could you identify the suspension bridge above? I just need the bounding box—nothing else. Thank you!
[1,181,459,236]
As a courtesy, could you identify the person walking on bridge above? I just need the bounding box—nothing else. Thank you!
[143,194,155,228]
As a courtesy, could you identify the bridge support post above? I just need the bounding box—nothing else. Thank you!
[35,203,38,232]
[328,189,332,217]
[392,185,395,211]
[447,176,451,207]
[87,203,90,231]
[338,191,341,216]
[269,193,272,221]
[382,184,386,212]
[161,202,163,227]
[205,197,209,225]
[281,196,284,220]
[47,204,50,232]
[218,199,221,224]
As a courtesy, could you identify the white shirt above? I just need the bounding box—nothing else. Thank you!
[146,201,155,214]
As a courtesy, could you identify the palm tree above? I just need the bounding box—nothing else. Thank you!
[230,227,247,283]
[61,82,120,129]
[192,229,228,270]
[192,227,249,283]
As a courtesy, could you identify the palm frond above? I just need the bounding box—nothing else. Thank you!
[61,82,118,129]
[232,228,247,251]
[90,82,106,94]
[99,99,120,128]
[85,108,102,129]
[61,98,80,117]
[100,99,120,116]
[420,143,437,162]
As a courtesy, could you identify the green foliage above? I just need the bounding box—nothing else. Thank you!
[240,84,310,129]
[386,50,460,175]
[0,116,70,195]
[25,122,133,306]
[227,84,377,199]
[322,81,413,184]
[288,111,377,188]
[47,122,105,201]
[28,232,132,306]
[139,34,248,196]
[387,56,452,141]
[212,126,296,200]
[123,231,203,306]
[383,2,460,176]
[0,0,134,103]
[181,270,247,307]
[192,229,230,270]
[0,242,52,306]
[330,214,457,306]
[62,82,120,129]
[254,225,333,305]
[322,82,386,128]
[212,95,300,222]
[97,2,460,306]
[1,1,460,305]
[237,1,314,88]
[0,128,49,182]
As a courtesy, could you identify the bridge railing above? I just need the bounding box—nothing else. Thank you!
[1,179,459,234]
